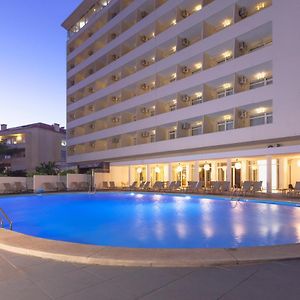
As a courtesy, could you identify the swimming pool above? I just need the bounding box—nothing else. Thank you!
[0,192,299,248]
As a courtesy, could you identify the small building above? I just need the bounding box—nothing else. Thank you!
[0,123,66,174]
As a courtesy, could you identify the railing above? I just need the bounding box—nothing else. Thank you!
[249,76,273,90]
[0,208,13,230]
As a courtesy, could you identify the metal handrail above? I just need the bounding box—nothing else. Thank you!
[0,208,13,230]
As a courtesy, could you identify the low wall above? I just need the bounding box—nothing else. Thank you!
[66,174,90,190]
[0,177,27,193]
[33,175,60,192]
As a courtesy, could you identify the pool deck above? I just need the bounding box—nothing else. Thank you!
[2,249,300,299]
[1,229,300,268]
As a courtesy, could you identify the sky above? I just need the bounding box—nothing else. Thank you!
[0,0,82,128]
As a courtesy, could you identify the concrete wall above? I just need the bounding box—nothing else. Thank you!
[66,174,90,189]
[33,175,60,192]
[0,177,27,193]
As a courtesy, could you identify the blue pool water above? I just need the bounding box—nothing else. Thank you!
[0,192,300,248]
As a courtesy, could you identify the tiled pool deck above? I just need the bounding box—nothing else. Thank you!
[1,249,300,299]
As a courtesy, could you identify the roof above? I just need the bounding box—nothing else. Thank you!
[0,123,66,134]
[62,0,97,30]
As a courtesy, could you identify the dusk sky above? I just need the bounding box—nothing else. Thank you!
[0,0,82,128]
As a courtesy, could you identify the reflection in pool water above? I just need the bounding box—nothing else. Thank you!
[0,192,299,248]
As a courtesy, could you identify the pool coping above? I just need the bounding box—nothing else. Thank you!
[1,229,300,267]
[1,192,300,267]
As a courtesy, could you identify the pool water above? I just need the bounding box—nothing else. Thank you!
[0,192,300,248]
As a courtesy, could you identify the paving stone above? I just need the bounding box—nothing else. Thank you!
[30,268,101,299]
[0,277,52,300]
[140,266,259,300]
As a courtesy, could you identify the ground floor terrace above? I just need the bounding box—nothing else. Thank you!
[96,145,300,194]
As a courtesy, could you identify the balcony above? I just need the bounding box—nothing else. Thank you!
[68,21,272,106]
[68,61,273,134]
[68,100,273,156]
[67,0,270,80]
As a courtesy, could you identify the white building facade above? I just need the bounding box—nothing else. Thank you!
[62,0,300,192]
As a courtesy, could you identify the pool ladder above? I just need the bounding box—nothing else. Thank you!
[0,208,13,230]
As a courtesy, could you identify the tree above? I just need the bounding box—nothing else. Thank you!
[35,161,58,175]
[0,142,8,155]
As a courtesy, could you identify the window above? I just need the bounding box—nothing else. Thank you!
[191,125,202,136]
[217,120,234,131]
[169,130,176,139]
[169,104,176,111]
[250,112,273,127]
[61,150,66,161]
[192,96,203,105]
[150,134,156,143]
[217,88,233,98]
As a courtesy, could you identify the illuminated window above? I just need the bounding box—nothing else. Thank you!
[192,125,202,136]
[217,120,234,131]
[169,130,176,139]
[250,112,272,126]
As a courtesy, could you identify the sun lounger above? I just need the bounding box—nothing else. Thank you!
[56,182,67,191]
[207,181,221,193]
[137,181,145,189]
[188,181,205,193]
[252,181,262,194]
[2,183,16,194]
[14,182,27,193]
[152,181,164,191]
[142,181,150,190]
[220,181,231,193]
[129,181,137,190]
[102,181,109,189]
[197,181,205,193]
[165,181,175,191]
[165,181,180,192]
[185,181,197,192]
[109,181,117,189]
[173,181,181,191]
[126,181,137,190]
[236,181,252,196]
[42,182,57,192]
[78,181,89,191]
[290,182,300,196]
[69,182,79,191]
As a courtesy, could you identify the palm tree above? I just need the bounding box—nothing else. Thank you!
[35,161,58,175]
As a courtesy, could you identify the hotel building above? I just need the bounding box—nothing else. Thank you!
[62,0,300,192]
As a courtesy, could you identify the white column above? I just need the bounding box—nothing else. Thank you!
[167,163,173,181]
[193,161,199,181]
[241,160,247,182]
[128,166,132,184]
[226,159,232,186]
[186,164,190,182]
[211,161,217,181]
[266,156,272,193]
[278,158,288,189]
[146,164,151,182]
